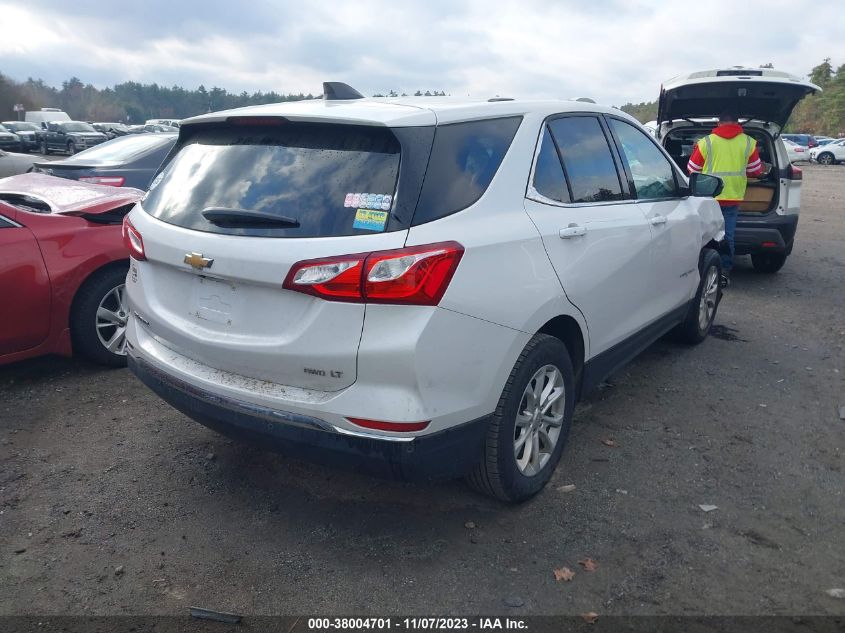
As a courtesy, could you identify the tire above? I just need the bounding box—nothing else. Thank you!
[467,333,575,503]
[70,265,130,367]
[752,252,788,274]
[67,141,76,155]
[40,139,49,155]
[674,249,722,344]
[817,152,834,166]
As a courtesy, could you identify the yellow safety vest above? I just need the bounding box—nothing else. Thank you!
[697,133,756,202]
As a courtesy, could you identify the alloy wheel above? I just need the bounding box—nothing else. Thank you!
[818,153,833,165]
[698,266,719,331]
[513,364,565,476]
[95,284,128,355]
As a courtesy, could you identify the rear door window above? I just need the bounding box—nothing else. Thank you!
[412,116,521,225]
[142,123,402,238]
[547,117,624,203]
[607,118,678,199]
[531,126,570,203]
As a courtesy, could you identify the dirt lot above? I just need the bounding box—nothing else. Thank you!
[1,165,843,617]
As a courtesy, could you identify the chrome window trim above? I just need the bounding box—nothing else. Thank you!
[0,214,23,228]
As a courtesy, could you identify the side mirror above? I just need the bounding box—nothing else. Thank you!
[689,172,724,198]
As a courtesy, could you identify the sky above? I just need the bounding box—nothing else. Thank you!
[2,0,844,106]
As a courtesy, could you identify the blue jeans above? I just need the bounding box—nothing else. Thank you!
[720,204,739,272]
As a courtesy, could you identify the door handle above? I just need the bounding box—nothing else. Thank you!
[650,215,668,226]
[559,225,587,239]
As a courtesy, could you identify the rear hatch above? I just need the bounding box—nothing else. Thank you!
[657,68,820,133]
[128,115,434,392]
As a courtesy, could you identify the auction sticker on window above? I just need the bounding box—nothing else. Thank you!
[353,208,389,231]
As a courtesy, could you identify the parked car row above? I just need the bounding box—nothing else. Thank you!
[0,109,183,154]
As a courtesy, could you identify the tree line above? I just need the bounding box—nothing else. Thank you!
[0,73,449,123]
[620,59,845,135]
[3,60,842,132]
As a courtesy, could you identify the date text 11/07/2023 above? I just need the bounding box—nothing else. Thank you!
[307,618,528,630]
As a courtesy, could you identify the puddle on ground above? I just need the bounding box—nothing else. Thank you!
[710,324,747,342]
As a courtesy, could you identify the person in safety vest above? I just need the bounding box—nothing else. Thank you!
[687,110,765,286]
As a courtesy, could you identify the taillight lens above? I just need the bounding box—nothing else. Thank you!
[787,164,802,180]
[364,242,464,305]
[79,176,125,187]
[283,242,464,306]
[283,254,366,302]
[122,216,146,260]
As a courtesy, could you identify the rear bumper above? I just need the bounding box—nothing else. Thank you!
[735,213,798,255]
[128,353,489,482]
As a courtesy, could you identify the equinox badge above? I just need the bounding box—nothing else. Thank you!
[184,252,213,270]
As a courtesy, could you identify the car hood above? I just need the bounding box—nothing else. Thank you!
[0,173,143,215]
[658,68,820,133]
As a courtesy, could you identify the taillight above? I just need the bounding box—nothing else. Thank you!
[283,241,464,306]
[787,164,802,180]
[364,242,464,305]
[283,254,366,302]
[347,417,430,433]
[79,176,125,187]
[122,216,146,260]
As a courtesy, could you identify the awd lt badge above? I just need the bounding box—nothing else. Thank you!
[184,252,213,270]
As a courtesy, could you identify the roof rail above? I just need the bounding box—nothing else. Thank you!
[323,82,365,101]
[488,97,514,102]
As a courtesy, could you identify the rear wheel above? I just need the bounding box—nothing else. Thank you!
[674,249,721,344]
[467,334,575,503]
[816,152,834,165]
[70,265,130,367]
[752,252,788,274]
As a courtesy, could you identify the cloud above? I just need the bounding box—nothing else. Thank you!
[2,0,844,105]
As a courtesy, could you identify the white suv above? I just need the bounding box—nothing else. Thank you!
[124,84,724,502]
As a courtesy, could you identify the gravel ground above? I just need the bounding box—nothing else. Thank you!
[1,165,843,617]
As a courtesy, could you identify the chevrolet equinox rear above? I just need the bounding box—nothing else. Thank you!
[126,83,725,501]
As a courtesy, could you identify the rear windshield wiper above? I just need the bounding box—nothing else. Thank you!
[201,207,300,228]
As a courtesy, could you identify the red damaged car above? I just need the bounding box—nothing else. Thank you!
[0,174,143,367]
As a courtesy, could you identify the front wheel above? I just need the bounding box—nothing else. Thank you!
[40,139,49,155]
[467,334,575,503]
[67,141,77,155]
[70,266,130,367]
[816,152,834,166]
[674,249,722,344]
[752,252,788,274]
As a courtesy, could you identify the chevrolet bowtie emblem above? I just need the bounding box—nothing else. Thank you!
[184,252,213,270]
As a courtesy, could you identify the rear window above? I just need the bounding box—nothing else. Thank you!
[547,117,624,203]
[142,123,402,238]
[64,134,174,163]
[412,116,521,225]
